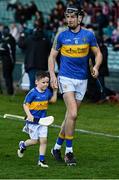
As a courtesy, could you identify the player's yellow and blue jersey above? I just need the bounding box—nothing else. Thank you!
[23,87,52,124]
[53,28,98,79]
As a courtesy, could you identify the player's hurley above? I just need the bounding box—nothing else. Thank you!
[3,114,54,126]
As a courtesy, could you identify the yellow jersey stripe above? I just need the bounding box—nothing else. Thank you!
[26,101,48,110]
[61,44,90,58]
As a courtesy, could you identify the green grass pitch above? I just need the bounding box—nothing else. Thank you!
[0,93,119,179]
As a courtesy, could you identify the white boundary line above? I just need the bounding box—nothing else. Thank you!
[53,124,119,139]
[0,114,119,139]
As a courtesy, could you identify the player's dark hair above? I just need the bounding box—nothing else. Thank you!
[35,71,50,80]
[65,4,84,17]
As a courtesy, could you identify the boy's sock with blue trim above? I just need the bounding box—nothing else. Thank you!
[39,155,45,162]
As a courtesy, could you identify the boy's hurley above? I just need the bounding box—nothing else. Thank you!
[3,114,54,126]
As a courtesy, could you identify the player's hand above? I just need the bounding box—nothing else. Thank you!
[91,66,99,78]
[50,75,58,89]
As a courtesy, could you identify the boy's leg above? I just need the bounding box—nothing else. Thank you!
[18,123,39,158]
[38,137,48,168]
[17,141,26,158]
[37,126,48,168]
[17,139,38,158]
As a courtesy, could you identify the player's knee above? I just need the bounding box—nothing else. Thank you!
[69,111,77,121]
[40,137,47,145]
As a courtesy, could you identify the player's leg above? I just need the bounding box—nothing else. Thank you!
[38,137,48,168]
[63,92,80,166]
[51,112,68,161]
[38,126,48,168]
[64,79,87,165]
[18,124,38,158]
[51,93,80,164]
[63,79,87,165]
[17,139,38,158]
[51,76,75,162]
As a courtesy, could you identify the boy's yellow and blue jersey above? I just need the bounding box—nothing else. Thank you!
[23,87,52,124]
[53,28,98,79]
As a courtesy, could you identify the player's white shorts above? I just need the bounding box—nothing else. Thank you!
[58,76,87,101]
[22,123,48,140]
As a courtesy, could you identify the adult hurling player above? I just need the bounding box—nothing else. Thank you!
[48,4,102,166]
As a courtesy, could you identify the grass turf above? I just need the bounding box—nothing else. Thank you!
[0,93,119,179]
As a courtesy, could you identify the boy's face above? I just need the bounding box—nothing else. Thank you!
[35,77,49,91]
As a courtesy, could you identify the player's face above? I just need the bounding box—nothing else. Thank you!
[36,77,49,91]
[65,12,79,29]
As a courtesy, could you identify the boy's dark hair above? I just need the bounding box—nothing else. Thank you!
[35,71,50,80]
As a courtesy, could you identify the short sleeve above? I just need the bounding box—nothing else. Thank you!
[23,90,35,104]
[47,88,53,100]
[89,32,98,48]
[52,32,62,51]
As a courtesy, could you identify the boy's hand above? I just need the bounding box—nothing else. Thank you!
[27,114,34,122]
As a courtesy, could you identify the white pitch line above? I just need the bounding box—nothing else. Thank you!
[0,114,119,139]
[52,124,119,139]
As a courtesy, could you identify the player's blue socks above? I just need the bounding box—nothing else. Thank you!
[57,137,64,145]
[54,134,73,153]
[54,137,64,150]
[66,139,72,147]
[65,138,73,154]
[39,155,45,161]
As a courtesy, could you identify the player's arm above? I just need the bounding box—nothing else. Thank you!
[48,48,59,89]
[91,46,102,78]
[23,103,34,121]
[49,88,58,103]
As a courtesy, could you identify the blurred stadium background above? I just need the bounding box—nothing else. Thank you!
[1,1,119,178]
[0,0,119,92]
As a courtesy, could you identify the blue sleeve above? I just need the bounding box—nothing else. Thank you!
[52,32,62,51]
[89,32,98,47]
[23,90,35,104]
[47,88,53,100]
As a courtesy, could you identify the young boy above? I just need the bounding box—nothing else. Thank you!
[17,71,57,168]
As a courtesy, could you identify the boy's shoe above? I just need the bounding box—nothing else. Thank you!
[64,152,76,166]
[38,160,48,168]
[51,148,62,161]
[17,141,26,158]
